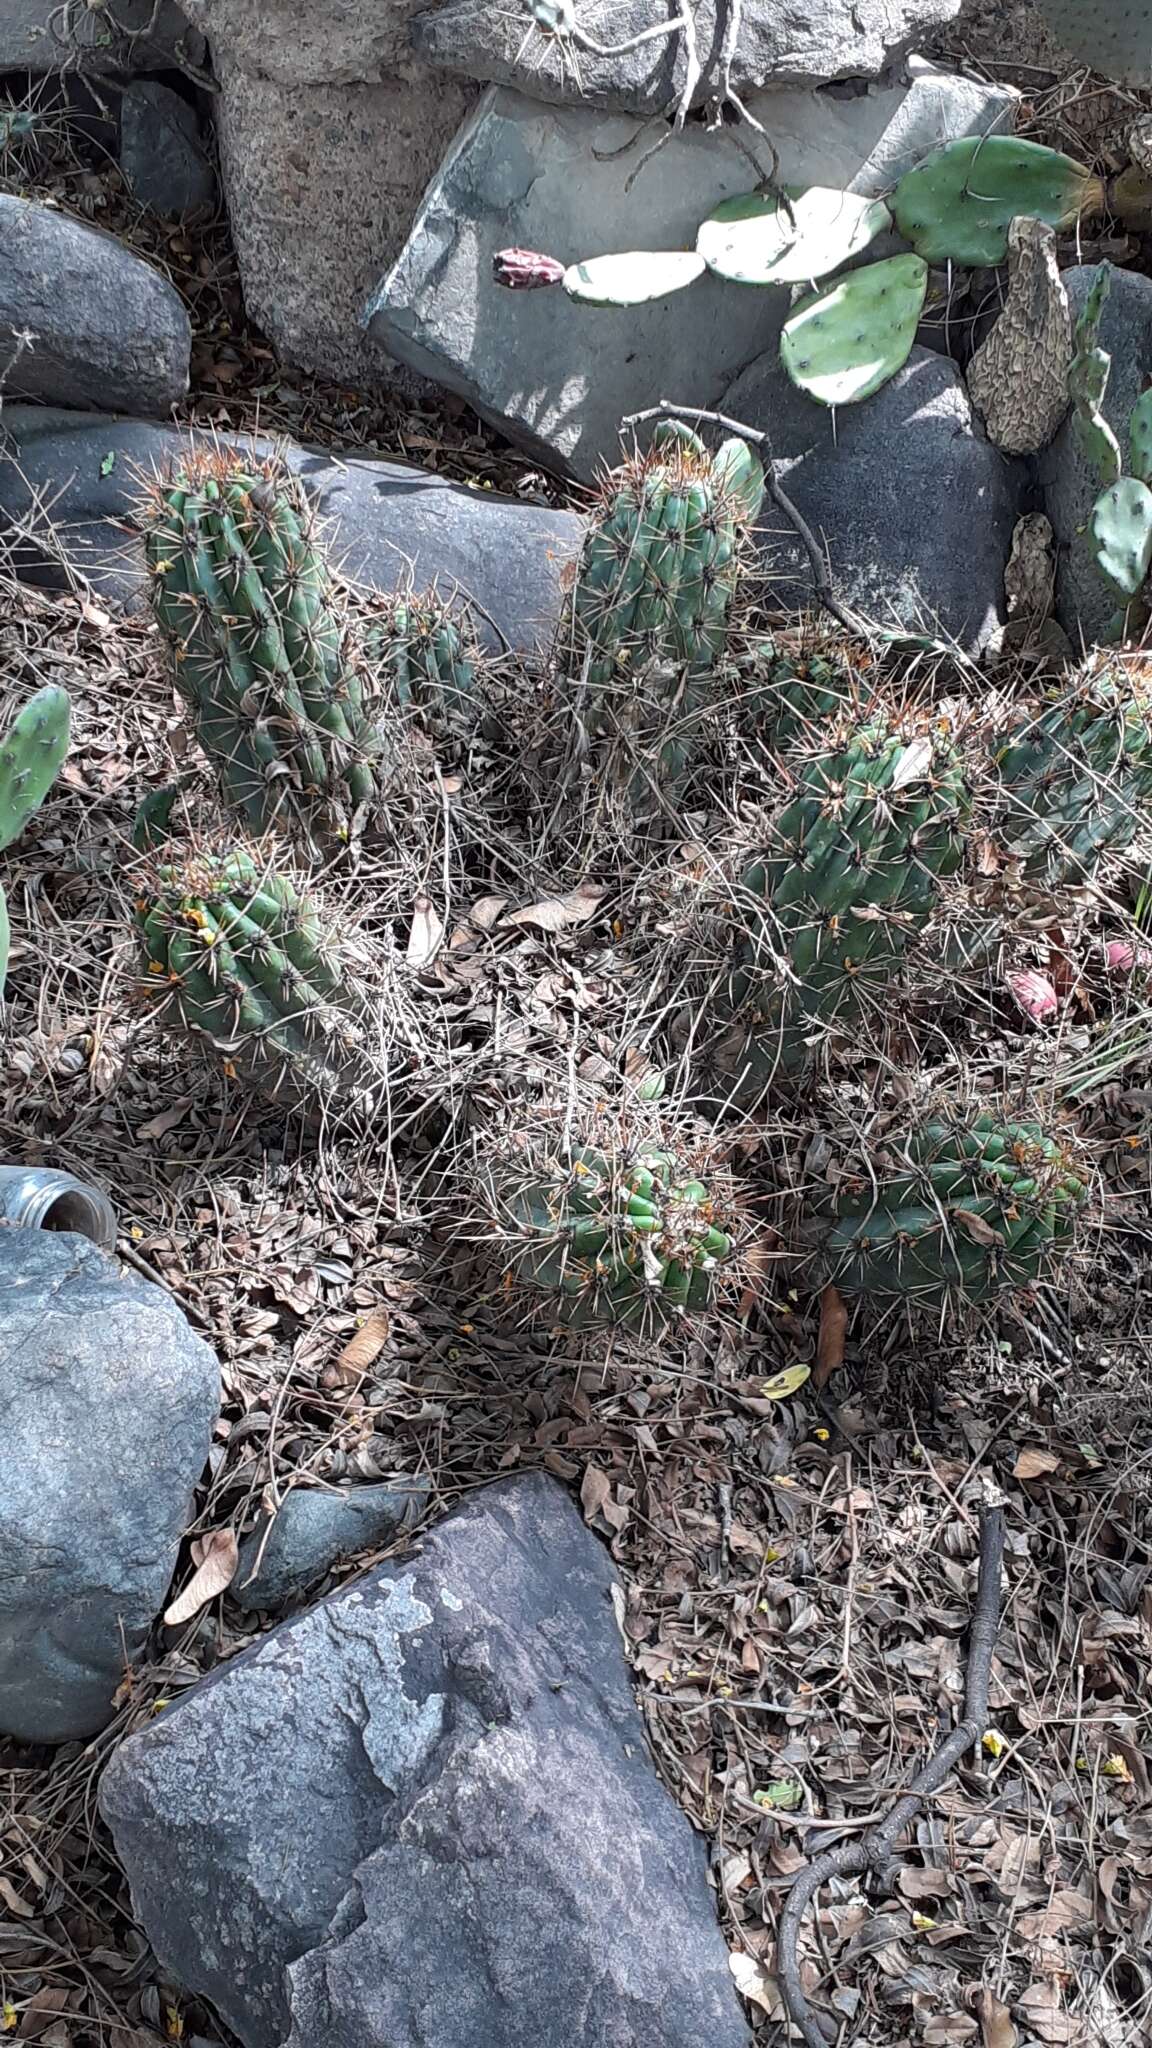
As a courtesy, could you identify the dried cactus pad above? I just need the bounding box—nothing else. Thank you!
[696,186,890,286]
[1032,0,1152,86]
[780,254,927,407]
[813,1114,1087,1308]
[890,136,1104,267]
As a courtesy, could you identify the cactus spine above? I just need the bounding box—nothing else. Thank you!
[367,591,479,741]
[727,712,970,1087]
[143,457,386,849]
[811,1113,1087,1308]
[992,665,1152,886]
[137,846,380,1107]
[0,684,71,997]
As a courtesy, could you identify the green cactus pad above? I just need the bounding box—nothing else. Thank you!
[779,254,928,407]
[495,1141,736,1329]
[710,435,766,523]
[1030,1,1152,86]
[137,845,381,1108]
[696,185,891,286]
[1073,400,1123,488]
[1075,264,1112,353]
[562,251,705,305]
[1090,475,1152,597]
[812,1113,1086,1309]
[890,136,1104,267]
[992,663,1152,884]
[143,456,387,849]
[1129,388,1152,483]
[0,684,71,854]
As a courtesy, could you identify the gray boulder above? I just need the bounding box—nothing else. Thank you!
[234,1478,431,1614]
[0,408,583,653]
[0,197,190,415]
[723,343,1023,652]
[367,65,1017,479]
[178,0,432,84]
[101,1473,751,2048]
[0,1231,219,1746]
[0,0,203,70]
[411,0,967,111]
[1038,264,1152,649]
[119,82,216,218]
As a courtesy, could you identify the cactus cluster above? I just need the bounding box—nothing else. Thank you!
[810,1114,1087,1310]
[0,685,71,998]
[990,665,1152,886]
[480,1131,738,1330]
[366,590,479,743]
[137,846,381,1109]
[495,135,1105,409]
[143,457,387,849]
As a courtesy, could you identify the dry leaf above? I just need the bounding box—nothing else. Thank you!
[728,1949,782,2018]
[163,1527,239,1627]
[975,1987,1018,2048]
[1017,1889,1094,1941]
[468,895,509,932]
[406,893,445,968]
[580,1464,616,1528]
[136,1095,196,1142]
[891,735,935,788]
[1013,1446,1061,1481]
[321,1308,391,1389]
[813,1282,847,1391]
[953,1207,1004,1249]
[506,882,606,932]
[0,1877,33,1917]
[1015,1982,1079,2044]
[17,1988,71,2041]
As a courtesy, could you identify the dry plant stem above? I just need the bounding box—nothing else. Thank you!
[776,1504,1006,2048]
[619,401,873,640]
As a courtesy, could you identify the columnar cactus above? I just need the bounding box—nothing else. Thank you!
[991,664,1152,886]
[366,590,479,742]
[137,846,380,1108]
[725,711,970,1088]
[142,455,387,849]
[810,1112,1087,1309]
[480,1128,739,1330]
[739,638,873,749]
[0,684,71,997]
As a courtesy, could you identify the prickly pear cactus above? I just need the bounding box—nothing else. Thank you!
[142,455,387,849]
[991,663,1152,885]
[562,424,764,793]
[890,136,1104,267]
[137,845,382,1108]
[0,684,71,998]
[723,711,970,1090]
[697,185,891,286]
[366,590,479,743]
[1031,0,1152,86]
[780,254,927,407]
[810,1111,1087,1309]
[484,1134,738,1330]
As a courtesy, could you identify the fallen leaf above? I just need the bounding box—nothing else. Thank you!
[1013,1446,1061,1481]
[813,1282,847,1390]
[975,1987,1018,2048]
[1015,1981,1078,2044]
[506,882,606,932]
[163,1527,239,1627]
[0,1879,32,1918]
[752,1778,804,1811]
[953,1207,1004,1249]
[1017,1889,1095,1940]
[321,1308,391,1389]
[759,1364,811,1402]
[17,1988,70,2041]
[406,893,445,968]
[136,1095,197,1142]
[468,895,509,932]
[727,1949,782,2019]
[891,735,934,788]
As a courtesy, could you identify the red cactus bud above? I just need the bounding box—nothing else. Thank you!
[1007,967,1059,1024]
[492,247,565,290]
[1104,937,1152,976]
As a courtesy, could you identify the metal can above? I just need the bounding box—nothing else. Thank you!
[0,1166,117,1249]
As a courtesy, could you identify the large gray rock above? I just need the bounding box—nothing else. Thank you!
[101,1474,750,2048]
[235,1478,431,1614]
[722,342,1023,651]
[367,65,1017,479]
[119,81,216,218]
[0,1231,219,1746]
[178,0,432,83]
[0,408,583,653]
[0,197,190,415]
[1038,264,1152,649]
[0,0,203,70]
[411,0,967,111]
[208,60,475,392]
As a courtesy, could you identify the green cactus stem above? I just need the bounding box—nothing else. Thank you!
[0,683,71,999]
[366,590,479,743]
[890,136,1105,267]
[991,664,1152,886]
[780,254,928,407]
[810,1112,1087,1309]
[737,639,874,749]
[725,711,970,1088]
[142,454,387,849]
[137,845,382,1108]
[488,1138,737,1330]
